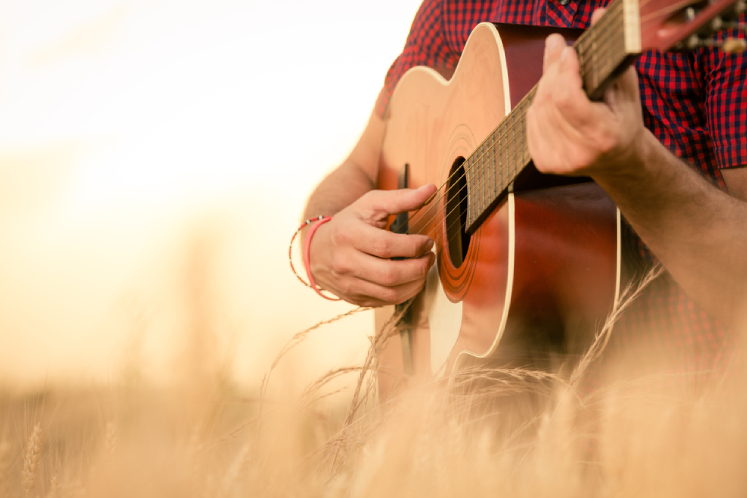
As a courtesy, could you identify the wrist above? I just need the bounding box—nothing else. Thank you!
[289,216,341,301]
[595,127,658,186]
[306,221,331,281]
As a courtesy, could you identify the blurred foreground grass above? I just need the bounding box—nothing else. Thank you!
[2,329,747,497]
[1,265,746,497]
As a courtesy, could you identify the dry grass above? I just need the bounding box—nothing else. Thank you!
[1,265,745,497]
[20,423,43,495]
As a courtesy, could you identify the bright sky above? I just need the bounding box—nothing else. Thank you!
[0,0,422,388]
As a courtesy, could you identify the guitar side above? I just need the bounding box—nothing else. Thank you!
[374,23,620,401]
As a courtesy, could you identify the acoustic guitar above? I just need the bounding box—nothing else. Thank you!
[373,0,745,399]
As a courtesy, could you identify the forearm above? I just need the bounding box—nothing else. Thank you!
[594,130,747,328]
[303,109,386,223]
[303,161,375,221]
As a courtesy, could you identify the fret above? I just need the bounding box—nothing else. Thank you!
[524,105,530,165]
[503,119,508,187]
[475,144,480,215]
[508,112,513,180]
[591,16,600,90]
[519,100,526,171]
[486,141,491,208]
[485,138,490,203]
[466,156,472,226]
[476,151,481,224]
[466,0,644,235]
[488,133,495,201]
[495,132,500,194]
[496,126,501,196]
[519,100,529,168]
[480,143,486,215]
[511,111,517,178]
[484,138,490,209]
[575,0,633,99]
[474,147,485,216]
[469,154,477,224]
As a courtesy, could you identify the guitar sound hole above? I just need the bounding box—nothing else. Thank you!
[445,157,471,268]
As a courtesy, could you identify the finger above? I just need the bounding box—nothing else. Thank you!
[352,223,434,259]
[604,65,640,110]
[360,184,437,220]
[352,250,435,288]
[552,47,603,130]
[345,276,429,307]
[590,8,607,25]
[543,33,566,73]
[527,100,573,173]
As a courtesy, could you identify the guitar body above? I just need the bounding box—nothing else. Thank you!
[374,23,621,400]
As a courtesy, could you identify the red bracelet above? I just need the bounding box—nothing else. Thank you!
[288,216,341,301]
[303,217,340,301]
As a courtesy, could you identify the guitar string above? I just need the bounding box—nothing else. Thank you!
[428,6,622,241]
[404,24,626,264]
[403,101,526,246]
[406,99,529,257]
[638,0,703,25]
[398,3,623,239]
[387,4,625,253]
[402,91,531,237]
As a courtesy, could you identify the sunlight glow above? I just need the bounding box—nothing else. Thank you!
[0,0,422,386]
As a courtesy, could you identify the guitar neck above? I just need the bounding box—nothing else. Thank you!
[465,0,640,233]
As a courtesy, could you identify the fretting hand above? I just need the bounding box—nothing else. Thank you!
[526,9,647,181]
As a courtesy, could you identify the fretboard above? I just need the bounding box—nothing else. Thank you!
[465,0,641,233]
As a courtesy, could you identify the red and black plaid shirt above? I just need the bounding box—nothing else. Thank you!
[375,0,747,374]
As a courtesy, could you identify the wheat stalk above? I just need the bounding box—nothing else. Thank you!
[0,440,12,497]
[46,472,60,498]
[218,442,250,498]
[570,264,664,388]
[21,423,44,495]
[254,306,371,447]
[105,421,117,456]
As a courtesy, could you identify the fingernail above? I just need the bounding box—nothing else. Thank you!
[561,47,572,61]
[425,238,434,250]
[546,34,561,49]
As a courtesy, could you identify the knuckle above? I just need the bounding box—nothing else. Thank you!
[379,267,398,286]
[357,190,384,215]
[379,287,400,304]
[373,237,392,256]
[404,240,421,258]
[328,225,347,247]
[552,86,573,110]
[338,280,354,297]
[418,258,431,278]
[331,254,351,275]
[355,190,377,208]
[596,131,617,155]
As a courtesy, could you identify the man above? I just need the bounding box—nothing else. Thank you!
[302,0,747,374]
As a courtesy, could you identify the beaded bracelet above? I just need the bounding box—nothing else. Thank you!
[288,216,342,301]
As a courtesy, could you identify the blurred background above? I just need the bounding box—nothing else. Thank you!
[0,0,422,390]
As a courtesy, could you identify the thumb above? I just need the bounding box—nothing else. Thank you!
[362,184,437,218]
[559,45,582,81]
[543,33,566,74]
[590,8,606,25]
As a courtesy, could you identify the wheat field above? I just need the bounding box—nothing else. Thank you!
[2,270,746,498]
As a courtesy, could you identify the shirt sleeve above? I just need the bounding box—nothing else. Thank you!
[702,11,747,170]
[374,0,460,118]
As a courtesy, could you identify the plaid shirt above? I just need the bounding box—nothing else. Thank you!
[375,0,747,374]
